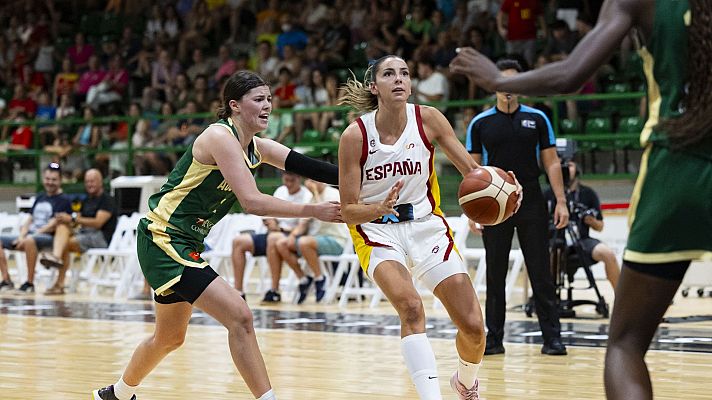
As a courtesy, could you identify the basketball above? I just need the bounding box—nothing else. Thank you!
[458,166,519,225]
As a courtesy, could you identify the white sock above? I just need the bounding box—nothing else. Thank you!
[401,333,442,400]
[314,276,325,282]
[457,357,481,389]
[113,376,137,400]
[299,276,310,284]
[257,388,276,400]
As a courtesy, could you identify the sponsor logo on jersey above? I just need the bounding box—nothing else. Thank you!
[431,245,440,254]
[522,119,536,129]
[365,159,423,180]
[406,142,415,149]
[368,148,379,154]
[188,251,201,261]
[191,217,215,236]
[369,139,376,147]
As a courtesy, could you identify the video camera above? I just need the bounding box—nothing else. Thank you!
[555,138,577,188]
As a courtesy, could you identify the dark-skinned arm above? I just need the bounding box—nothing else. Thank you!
[450,0,649,95]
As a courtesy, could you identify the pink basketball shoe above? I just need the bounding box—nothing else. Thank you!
[450,373,480,400]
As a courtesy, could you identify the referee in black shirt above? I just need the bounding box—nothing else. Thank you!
[466,59,569,356]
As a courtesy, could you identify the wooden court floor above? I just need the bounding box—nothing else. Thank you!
[1,290,712,400]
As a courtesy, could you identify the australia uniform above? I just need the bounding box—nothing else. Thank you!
[138,117,262,301]
[350,104,465,291]
[625,0,712,263]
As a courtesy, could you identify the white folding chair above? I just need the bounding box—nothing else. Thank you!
[83,213,142,298]
[1,213,33,284]
[201,213,269,293]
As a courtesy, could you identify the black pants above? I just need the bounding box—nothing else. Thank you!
[482,183,562,343]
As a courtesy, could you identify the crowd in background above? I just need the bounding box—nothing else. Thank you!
[0,0,631,182]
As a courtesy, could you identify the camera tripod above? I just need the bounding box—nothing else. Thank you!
[549,219,609,318]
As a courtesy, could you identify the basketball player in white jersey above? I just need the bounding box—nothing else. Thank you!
[338,55,521,400]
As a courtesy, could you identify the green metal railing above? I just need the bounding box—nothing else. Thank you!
[0,91,646,194]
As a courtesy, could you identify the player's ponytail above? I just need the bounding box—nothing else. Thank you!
[338,55,403,113]
[659,0,712,149]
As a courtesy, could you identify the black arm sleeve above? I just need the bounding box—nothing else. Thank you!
[284,150,339,186]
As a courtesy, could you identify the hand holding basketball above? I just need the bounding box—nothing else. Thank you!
[458,166,520,225]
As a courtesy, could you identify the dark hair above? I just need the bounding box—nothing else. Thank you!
[216,71,268,120]
[496,58,523,73]
[338,55,405,112]
[659,0,712,148]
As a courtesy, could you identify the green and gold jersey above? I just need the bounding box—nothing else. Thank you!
[640,0,711,158]
[146,117,262,245]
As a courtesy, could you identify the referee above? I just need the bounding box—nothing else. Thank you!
[466,59,569,356]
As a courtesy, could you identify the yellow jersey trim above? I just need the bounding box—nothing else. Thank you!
[627,145,652,228]
[624,249,712,264]
[639,47,661,146]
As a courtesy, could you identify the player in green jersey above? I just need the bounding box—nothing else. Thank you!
[450,1,712,399]
[93,71,341,400]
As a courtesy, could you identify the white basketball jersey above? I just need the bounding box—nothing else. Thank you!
[356,103,442,220]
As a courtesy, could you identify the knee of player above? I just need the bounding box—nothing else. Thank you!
[395,297,426,325]
[456,314,485,341]
[153,330,187,351]
[225,306,255,334]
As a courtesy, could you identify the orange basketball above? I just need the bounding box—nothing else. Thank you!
[458,166,519,225]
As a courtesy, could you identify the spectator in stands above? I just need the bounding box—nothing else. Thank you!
[33,35,55,77]
[138,102,177,175]
[231,171,313,302]
[177,0,214,63]
[185,48,214,83]
[272,67,297,143]
[397,5,433,59]
[497,0,546,67]
[544,19,577,60]
[8,83,37,117]
[169,73,191,112]
[275,14,308,57]
[544,161,621,290]
[75,55,105,108]
[39,168,117,295]
[151,49,181,102]
[86,54,129,111]
[277,179,350,304]
[0,163,71,293]
[189,74,212,112]
[294,68,330,137]
[0,112,33,153]
[214,44,238,85]
[274,44,302,79]
[414,57,449,109]
[67,32,94,73]
[127,41,153,100]
[52,57,78,106]
[249,40,279,84]
[166,100,203,146]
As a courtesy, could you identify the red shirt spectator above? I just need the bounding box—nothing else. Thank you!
[8,84,37,116]
[500,0,542,41]
[11,125,33,149]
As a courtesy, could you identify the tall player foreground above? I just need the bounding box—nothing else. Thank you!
[338,55,521,400]
[451,1,712,399]
[92,71,341,400]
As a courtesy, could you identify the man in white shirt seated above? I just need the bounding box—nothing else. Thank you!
[231,171,312,302]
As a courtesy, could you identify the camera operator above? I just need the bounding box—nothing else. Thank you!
[545,161,620,290]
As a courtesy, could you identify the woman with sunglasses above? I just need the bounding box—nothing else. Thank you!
[93,71,341,400]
